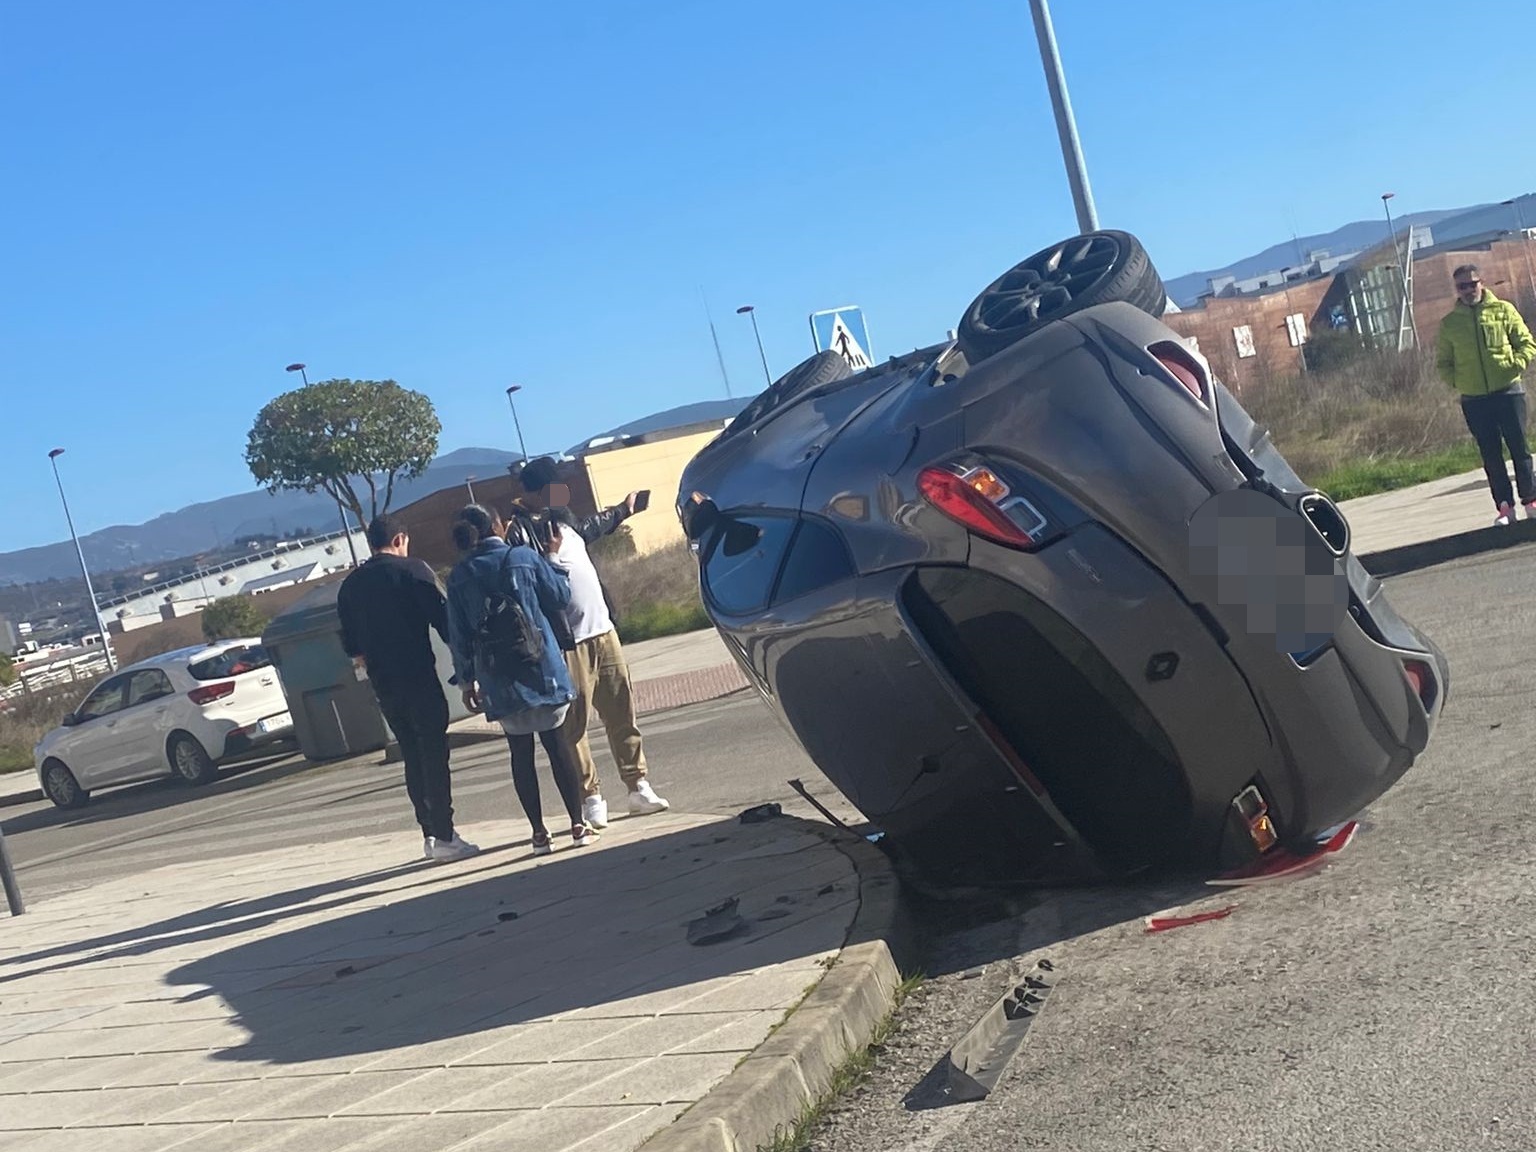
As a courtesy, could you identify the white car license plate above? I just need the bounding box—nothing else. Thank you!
[258,712,292,735]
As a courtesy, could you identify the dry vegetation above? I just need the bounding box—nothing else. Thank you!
[1238,336,1483,500]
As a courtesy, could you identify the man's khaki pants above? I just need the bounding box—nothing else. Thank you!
[561,629,647,797]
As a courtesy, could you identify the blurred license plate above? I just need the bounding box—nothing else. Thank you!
[258,712,292,735]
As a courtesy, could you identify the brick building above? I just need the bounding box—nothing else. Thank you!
[1163,232,1536,388]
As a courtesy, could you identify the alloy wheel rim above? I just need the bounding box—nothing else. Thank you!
[977,235,1120,332]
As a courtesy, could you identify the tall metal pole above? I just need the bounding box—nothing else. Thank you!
[738,306,772,388]
[505,386,530,460]
[47,449,116,671]
[1028,0,1099,233]
[702,290,734,398]
[0,828,24,916]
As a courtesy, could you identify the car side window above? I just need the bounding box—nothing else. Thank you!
[772,518,855,606]
[702,516,796,615]
[77,676,129,721]
[127,669,174,707]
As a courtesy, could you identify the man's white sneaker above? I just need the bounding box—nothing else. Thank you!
[628,780,670,816]
[1495,502,1515,527]
[423,837,434,861]
[582,794,609,829]
[430,836,481,862]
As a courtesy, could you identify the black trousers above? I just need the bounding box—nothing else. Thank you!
[374,679,456,842]
[1461,390,1535,509]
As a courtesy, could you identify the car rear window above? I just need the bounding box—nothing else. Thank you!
[703,516,796,615]
[702,514,854,615]
[773,518,855,605]
[189,644,273,681]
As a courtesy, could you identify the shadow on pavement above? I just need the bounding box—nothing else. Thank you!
[0,747,314,835]
[154,819,854,1067]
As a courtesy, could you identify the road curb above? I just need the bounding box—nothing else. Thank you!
[0,783,40,810]
[640,821,915,1152]
[1359,518,1536,578]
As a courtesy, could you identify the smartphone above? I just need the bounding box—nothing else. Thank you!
[633,489,652,513]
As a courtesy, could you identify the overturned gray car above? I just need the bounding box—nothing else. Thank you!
[677,230,1448,885]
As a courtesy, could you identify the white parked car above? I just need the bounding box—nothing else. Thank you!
[33,639,295,809]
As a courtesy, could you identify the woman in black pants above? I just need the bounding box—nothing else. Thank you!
[445,505,596,853]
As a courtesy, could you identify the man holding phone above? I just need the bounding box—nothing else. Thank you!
[513,458,669,827]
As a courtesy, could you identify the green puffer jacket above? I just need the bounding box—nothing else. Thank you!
[1435,287,1536,397]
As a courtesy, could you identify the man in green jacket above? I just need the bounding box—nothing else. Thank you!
[1436,263,1536,525]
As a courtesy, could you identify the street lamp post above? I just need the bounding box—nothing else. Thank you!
[1502,198,1536,308]
[1028,0,1099,233]
[505,386,530,461]
[286,362,359,566]
[736,305,773,388]
[47,449,116,672]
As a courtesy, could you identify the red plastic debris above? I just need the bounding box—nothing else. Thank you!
[1206,819,1360,888]
[1144,904,1239,933]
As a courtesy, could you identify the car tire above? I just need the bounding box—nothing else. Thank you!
[957,230,1168,364]
[41,758,89,810]
[722,350,853,440]
[167,732,217,786]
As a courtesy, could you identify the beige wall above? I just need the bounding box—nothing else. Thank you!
[581,428,723,553]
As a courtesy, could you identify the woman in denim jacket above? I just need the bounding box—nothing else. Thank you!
[446,505,596,853]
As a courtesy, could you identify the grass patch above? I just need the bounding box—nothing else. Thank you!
[760,971,927,1152]
[614,600,711,644]
[1311,441,1483,502]
[592,539,714,644]
[0,676,102,777]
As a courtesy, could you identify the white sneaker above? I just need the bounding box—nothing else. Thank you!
[572,824,600,848]
[1495,502,1515,527]
[531,831,553,857]
[1524,500,1536,521]
[582,794,609,829]
[628,780,670,816]
[430,836,480,862]
[423,837,434,860]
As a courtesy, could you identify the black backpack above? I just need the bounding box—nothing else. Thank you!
[472,553,542,678]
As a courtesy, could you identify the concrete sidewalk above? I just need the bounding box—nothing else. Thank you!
[0,805,888,1152]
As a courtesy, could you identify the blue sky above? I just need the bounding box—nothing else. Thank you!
[5,0,1535,556]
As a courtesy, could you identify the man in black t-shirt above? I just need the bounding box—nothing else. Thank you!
[337,513,479,863]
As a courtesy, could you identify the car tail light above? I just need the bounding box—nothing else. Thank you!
[1231,784,1278,853]
[1148,340,1209,404]
[917,464,1048,550]
[1402,659,1435,711]
[189,681,236,706]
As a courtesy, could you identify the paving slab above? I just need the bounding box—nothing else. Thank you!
[0,809,868,1152]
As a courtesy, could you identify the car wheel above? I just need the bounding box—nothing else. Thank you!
[167,732,217,786]
[41,758,90,810]
[956,229,1167,364]
[722,350,853,440]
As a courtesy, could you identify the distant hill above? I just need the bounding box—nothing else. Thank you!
[3,395,756,587]
[1164,207,1487,307]
[0,449,523,586]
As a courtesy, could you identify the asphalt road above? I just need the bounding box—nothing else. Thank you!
[803,543,1536,1152]
[0,691,861,905]
[5,545,1533,1151]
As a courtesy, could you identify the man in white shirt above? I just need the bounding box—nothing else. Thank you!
[517,458,670,828]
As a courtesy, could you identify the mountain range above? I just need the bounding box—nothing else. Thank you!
[2,396,751,588]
